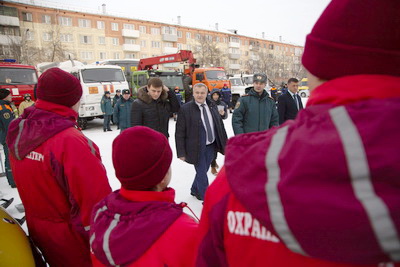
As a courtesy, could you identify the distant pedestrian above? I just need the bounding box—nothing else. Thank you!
[114,89,133,132]
[100,91,113,132]
[112,89,121,128]
[6,68,111,266]
[90,126,198,267]
[0,89,15,188]
[131,78,180,138]
[18,93,34,116]
[175,83,227,201]
[277,78,304,125]
[174,86,183,121]
[232,73,278,135]
[221,83,232,112]
[209,88,228,176]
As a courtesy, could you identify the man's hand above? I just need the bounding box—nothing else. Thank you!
[219,110,225,116]
[179,157,186,161]
[163,85,169,92]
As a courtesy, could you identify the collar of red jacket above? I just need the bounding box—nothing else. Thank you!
[35,99,78,121]
[119,187,176,202]
[307,74,400,106]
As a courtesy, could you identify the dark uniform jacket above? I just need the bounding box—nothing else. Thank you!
[114,97,134,130]
[175,99,227,165]
[232,87,278,135]
[100,96,113,115]
[112,94,121,107]
[131,86,180,138]
[277,91,304,125]
[0,99,15,144]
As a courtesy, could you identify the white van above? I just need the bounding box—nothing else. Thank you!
[67,64,129,129]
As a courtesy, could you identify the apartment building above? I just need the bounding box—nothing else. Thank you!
[0,1,304,82]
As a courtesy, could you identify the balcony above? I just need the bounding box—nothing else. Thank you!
[122,29,140,38]
[122,44,140,52]
[229,64,241,70]
[163,47,178,54]
[249,45,260,52]
[229,42,240,48]
[229,53,240,59]
[250,55,260,61]
[0,35,21,45]
[162,34,178,42]
[0,15,20,26]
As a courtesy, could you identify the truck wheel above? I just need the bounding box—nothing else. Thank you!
[183,76,192,102]
[78,118,88,130]
[232,94,239,109]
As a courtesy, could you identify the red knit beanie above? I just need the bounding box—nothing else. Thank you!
[37,68,82,107]
[302,0,400,80]
[112,126,173,190]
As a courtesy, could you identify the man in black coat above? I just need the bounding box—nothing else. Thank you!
[131,78,180,138]
[277,78,304,125]
[175,83,227,201]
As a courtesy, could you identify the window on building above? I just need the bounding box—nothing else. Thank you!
[97,21,105,29]
[114,52,120,59]
[59,17,72,26]
[125,38,136,44]
[151,41,161,48]
[187,44,191,50]
[60,34,73,42]
[26,30,34,40]
[151,27,160,35]
[224,37,228,43]
[99,52,107,60]
[141,54,147,59]
[80,35,92,44]
[186,32,191,39]
[80,51,93,60]
[139,25,146,33]
[112,38,119,45]
[230,37,240,43]
[216,37,220,43]
[125,53,136,59]
[123,24,135,30]
[177,31,182,38]
[22,12,32,22]
[111,23,119,31]
[42,15,51,24]
[269,44,274,50]
[164,42,173,47]
[196,34,201,40]
[177,43,183,50]
[98,36,105,45]
[140,40,146,47]
[78,19,91,28]
[43,32,52,41]
[162,26,177,35]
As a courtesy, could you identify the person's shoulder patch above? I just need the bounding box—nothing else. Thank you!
[3,113,10,120]
[235,101,240,109]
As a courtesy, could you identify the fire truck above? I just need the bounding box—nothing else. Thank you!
[132,50,230,102]
[0,59,38,107]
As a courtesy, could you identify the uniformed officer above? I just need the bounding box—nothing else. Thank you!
[232,73,278,135]
[113,89,133,132]
[0,89,15,187]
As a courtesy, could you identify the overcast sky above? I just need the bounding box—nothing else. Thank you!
[33,0,331,46]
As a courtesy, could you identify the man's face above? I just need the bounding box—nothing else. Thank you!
[105,93,110,98]
[148,85,162,100]
[212,93,219,101]
[116,92,121,96]
[25,96,31,101]
[253,82,266,94]
[123,94,130,100]
[193,86,208,104]
[288,82,299,94]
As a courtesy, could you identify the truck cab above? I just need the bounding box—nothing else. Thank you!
[192,68,231,92]
[0,59,38,107]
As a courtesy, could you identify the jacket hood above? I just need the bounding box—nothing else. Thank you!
[137,86,168,104]
[7,99,77,160]
[90,189,183,266]
[225,75,400,265]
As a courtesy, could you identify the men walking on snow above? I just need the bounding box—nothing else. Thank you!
[232,73,278,135]
[131,77,180,138]
[175,83,227,201]
[6,68,111,266]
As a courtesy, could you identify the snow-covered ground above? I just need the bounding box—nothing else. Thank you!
[0,97,308,231]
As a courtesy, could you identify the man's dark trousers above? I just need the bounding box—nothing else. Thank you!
[191,126,215,200]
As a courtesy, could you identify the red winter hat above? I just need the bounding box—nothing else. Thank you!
[37,68,82,107]
[302,0,400,80]
[112,126,172,190]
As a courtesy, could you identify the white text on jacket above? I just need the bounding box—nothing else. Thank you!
[26,151,44,162]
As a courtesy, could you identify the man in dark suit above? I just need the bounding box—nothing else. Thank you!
[277,78,304,125]
[175,83,227,201]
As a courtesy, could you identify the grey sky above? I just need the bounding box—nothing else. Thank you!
[31,0,331,46]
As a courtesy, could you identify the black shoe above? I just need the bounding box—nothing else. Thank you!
[107,129,113,131]
[103,129,106,132]
[190,192,203,201]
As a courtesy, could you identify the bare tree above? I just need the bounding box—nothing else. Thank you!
[193,35,227,68]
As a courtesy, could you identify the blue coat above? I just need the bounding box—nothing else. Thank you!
[100,96,113,115]
[113,97,133,130]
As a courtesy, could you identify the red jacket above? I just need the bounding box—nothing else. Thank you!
[196,75,400,267]
[90,188,199,267]
[7,100,112,267]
